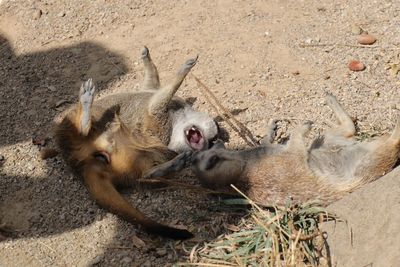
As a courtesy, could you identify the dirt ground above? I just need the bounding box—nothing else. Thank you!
[0,0,399,266]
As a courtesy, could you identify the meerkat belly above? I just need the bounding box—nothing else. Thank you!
[94,92,185,145]
[242,153,323,205]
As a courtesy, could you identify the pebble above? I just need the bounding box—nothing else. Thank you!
[121,257,132,263]
[357,33,376,45]
[351,25,362,35]
[156,248,167,257]
[57,11,66,17]
[348,60,365,71]
[142,260,152,267]
[32,135,46,146]
[32,9,42,20]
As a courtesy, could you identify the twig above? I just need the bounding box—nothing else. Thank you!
[100,244,133,250]
[191,74,258,147]
[299,43,379,48]
[137,178,240,196]
[176,263,235,267]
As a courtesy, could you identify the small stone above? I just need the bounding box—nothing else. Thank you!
[121,257,132,263]
[32,135,46,146]
[132,234,146,249]
[57,11,66,17]
[156,248,167,256]
[351,25,362,35]
[142,260,152,267]
[357,33,376,45]
[32,9,42,20]
[348,60,365,71]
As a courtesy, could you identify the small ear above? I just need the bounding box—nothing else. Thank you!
[212,139,226,150]
[184,97,197,106]
[205,155,220,170]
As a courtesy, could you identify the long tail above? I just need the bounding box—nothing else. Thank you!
[83,165,193,240]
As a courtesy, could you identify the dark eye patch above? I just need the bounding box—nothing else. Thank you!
[93,151,110,164]
[205,155,219,170]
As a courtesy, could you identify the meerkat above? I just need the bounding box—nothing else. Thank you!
[55,47,219,239]
[144,94,400,206]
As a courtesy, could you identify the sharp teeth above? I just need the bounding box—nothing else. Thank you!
[191,127,196,131]
[185,130,189,135]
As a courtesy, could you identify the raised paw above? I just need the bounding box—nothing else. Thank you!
[141,46,150,59]
[143,151,194,179]
[266,119,278,131]
[178,56,198,75]
[298,120,313,134]
[303,120,313,130]
[79,79,95,135]
[79,78,95,107]
[173,150,195,169]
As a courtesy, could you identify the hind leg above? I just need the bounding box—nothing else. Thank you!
[141,46,160,90]
[77,79,96,136]
[148,56,198,116]
[325,93,356,138]
[389,116,400,142]
[353,117,400,186]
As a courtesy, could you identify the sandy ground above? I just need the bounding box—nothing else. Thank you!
[0,0,399,266]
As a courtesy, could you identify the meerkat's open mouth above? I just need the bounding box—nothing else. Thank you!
[185,126,205,150]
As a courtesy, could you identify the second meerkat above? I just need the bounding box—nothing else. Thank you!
[145,94,400,206]
[55,47,219,239]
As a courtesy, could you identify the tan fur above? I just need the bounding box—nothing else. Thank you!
[191,95,400,206]
[55,48,219,239]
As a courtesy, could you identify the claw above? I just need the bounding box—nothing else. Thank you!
[178,55,198,75]
[79,78,96,105]
[141,46,150,59]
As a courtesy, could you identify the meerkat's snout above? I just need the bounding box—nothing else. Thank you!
[192,149,244,189]
[169,109,219,152]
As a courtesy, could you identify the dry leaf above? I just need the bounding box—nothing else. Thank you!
[32,135,46,146]
[131,234,146,249]
[226,224,240,232]
[390,64,399,77]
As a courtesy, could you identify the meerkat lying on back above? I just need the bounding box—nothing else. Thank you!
[55,47,219,239]
[145,94,400,206]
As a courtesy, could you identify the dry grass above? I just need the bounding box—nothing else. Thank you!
[177,187,338,267]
